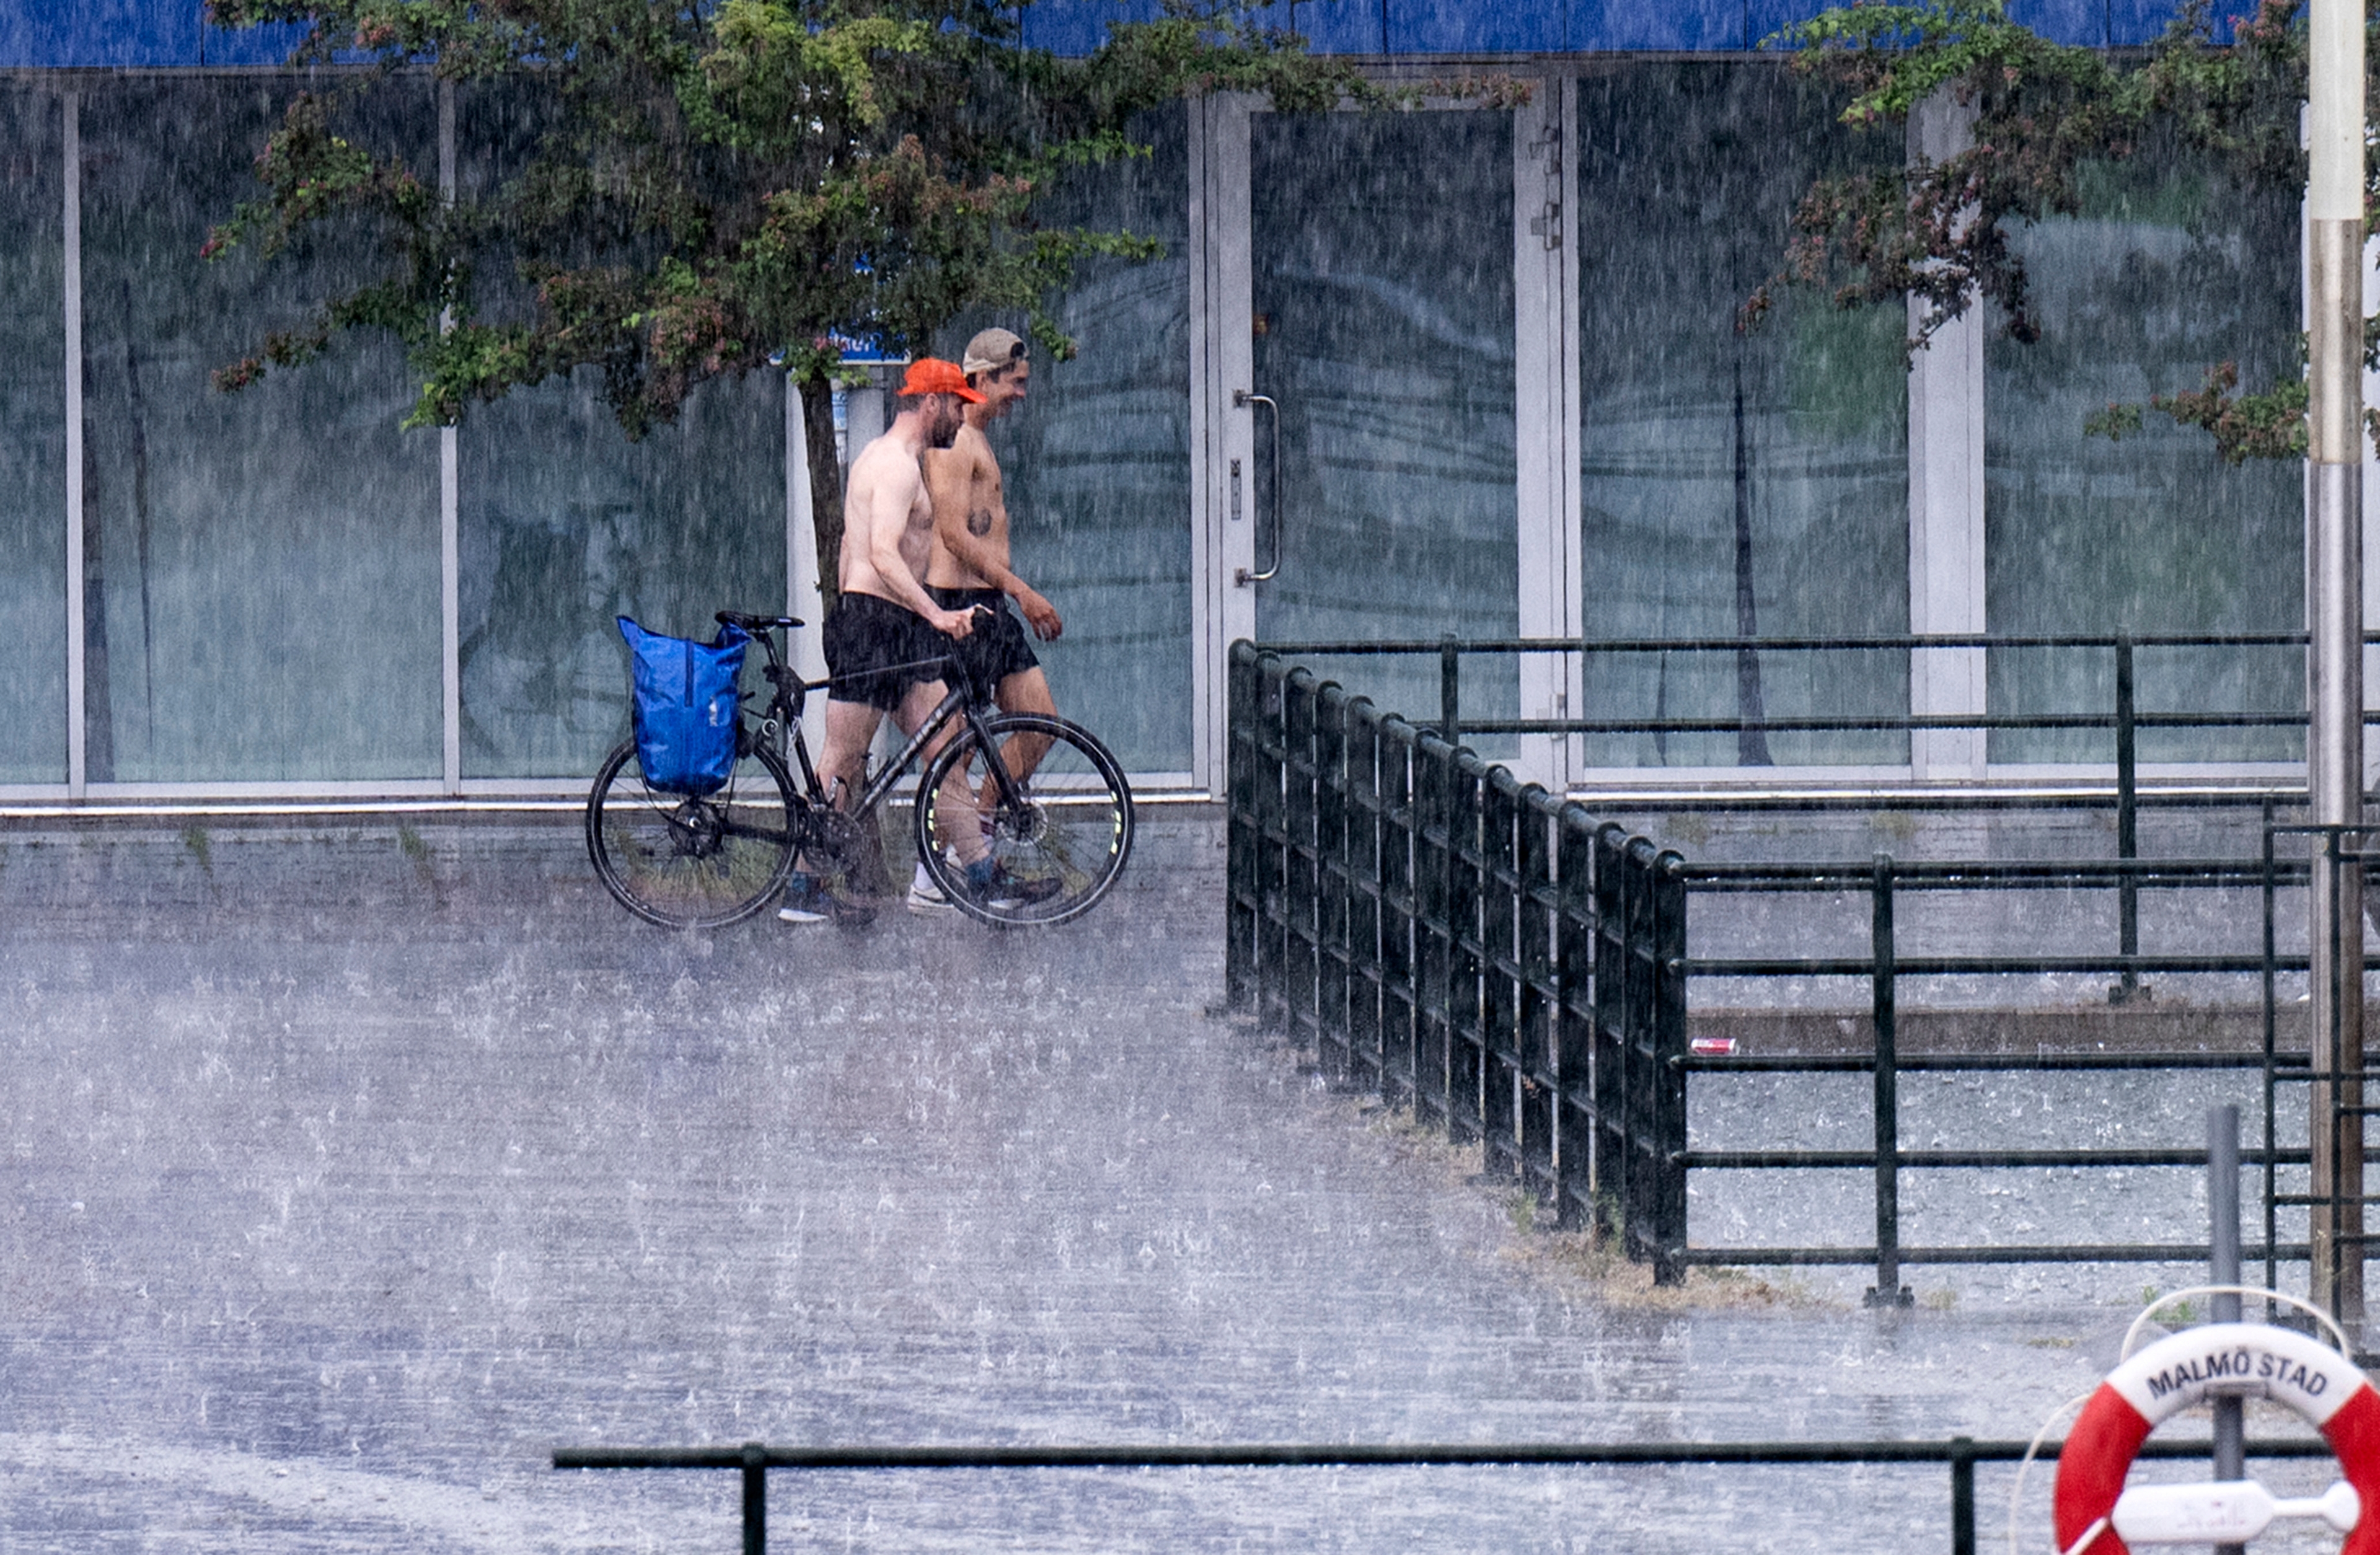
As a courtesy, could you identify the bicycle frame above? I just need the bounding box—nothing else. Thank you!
[748,628,1025,826]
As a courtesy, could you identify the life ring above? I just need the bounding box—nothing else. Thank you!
[2053,1321,2380,1555]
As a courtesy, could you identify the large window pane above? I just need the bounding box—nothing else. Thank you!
[0,86,66,783]
[1985,152,2300,765]
[457,371,785,780]
[78,77,439,783]
[937,106,1192,775]
[1250,108,1518,744]
[454,86,785,783]
[1577,62,1909,769]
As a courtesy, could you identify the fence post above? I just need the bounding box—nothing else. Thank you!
[1315,682,1351,1082]
[1554,809,1599,1230]
[2113,635,2143,1003]
[741,1441,767,1555]
[1950,1437,1975,1555]
[1867,852,1913,1308]
[1226,645,1258,1015]
[1591,824,1631,1246]
[1440,635,1460,746]
[1649,848,1688,1285]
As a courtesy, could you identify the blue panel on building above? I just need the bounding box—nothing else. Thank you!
[1289,0,1389,53]
[2109,0,2240,42]
[0,0,2215,63]
[201,15,309,64]
[1017,0,1166,55]
[1390,0,1562,52]
[1567,0,1747,51]
[0,4,63,66]
[38,0,199,66]
[1745,0,1846,46]
[2008,0,2107,46]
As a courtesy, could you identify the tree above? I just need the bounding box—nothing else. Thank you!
[198,0,1381,596]
[1748,0,2379,462]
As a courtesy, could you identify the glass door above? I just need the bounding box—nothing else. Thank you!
[1236,107,1522,749]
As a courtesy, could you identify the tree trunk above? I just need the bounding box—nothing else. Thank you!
[799,375,843,619]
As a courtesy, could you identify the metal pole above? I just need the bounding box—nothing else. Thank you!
[2210,1105,2244,1555]
[2306,0,2367,1331]
[740,1441,766,1555]
[1950,1437,1977,1555]
[2112,636,2141,1003]
[1440,635,1460,747]
[1866,853,1911,1307]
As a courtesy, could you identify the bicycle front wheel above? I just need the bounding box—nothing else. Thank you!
[915,713,1134,927]
[586,736,803,930]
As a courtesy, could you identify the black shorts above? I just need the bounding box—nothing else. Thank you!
[822,592,950,711]
[928,587,1040,702]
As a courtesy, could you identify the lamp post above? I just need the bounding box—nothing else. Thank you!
[2306,0,2367,1328]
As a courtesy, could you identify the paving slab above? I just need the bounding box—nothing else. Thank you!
[0,810,2318,1553]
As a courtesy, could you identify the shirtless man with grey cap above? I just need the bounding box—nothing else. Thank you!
[911,326,1064,915]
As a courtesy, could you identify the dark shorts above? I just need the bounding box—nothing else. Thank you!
[822,592,950,711]
[928,586,1040,702]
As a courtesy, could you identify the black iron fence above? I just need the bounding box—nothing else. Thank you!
[1227,641,2349,1297]
[553,1434,2335,1555]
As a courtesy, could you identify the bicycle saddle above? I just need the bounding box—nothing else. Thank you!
[716,611,804,632]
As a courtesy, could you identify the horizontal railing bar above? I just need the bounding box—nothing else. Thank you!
[1681,1148,2312,1170]
[1674,1243,2314,1266]
[1253,633,2330,655]
[1685,955,2294,976]
[1461,715,2319,736]
[1685,1052,2305,1073]
[555,1438,2332,1471]
[1683,858,2302,884]
[1685,948,2294,971]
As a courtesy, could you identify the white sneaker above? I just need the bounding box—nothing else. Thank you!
[906,861,955,917]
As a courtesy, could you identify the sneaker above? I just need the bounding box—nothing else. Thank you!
[777,872,831,924]
[906,861,955,917]
[961,857,1064,912]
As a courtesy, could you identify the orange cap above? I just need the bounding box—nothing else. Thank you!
[897,358,985,403]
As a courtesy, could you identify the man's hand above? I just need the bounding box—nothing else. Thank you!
[1015,586,1063,642]
[930,606,978,640]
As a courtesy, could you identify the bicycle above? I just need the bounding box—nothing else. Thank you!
[586,609,1135,931]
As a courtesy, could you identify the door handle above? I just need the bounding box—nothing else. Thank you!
[1233,389,1280,585]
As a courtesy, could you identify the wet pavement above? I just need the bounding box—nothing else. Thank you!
[0,810,2340,1553]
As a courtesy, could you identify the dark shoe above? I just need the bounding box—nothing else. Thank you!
[962,857,1062,911]
[777,873,831,924]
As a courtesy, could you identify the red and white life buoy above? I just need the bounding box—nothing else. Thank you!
[2054,1321,2380,1555]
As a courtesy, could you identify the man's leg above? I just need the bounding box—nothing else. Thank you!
[782,697,884,921]
[817,698,884,811]
[894,677,991,873]
[981,666,1058,811]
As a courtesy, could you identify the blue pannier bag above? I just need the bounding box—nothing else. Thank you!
[617,616,751,796]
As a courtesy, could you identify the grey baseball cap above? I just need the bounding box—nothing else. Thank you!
[962,327,1028,377]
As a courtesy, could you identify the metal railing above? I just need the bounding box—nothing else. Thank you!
[1225,644,1636,1248]
[553,1434,2336,1555]
[1227,643,2353,1298]
[1260,628,2350,999]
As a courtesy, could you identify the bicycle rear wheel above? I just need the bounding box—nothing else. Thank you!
[586,735,803,929]
[914,713,1134,927]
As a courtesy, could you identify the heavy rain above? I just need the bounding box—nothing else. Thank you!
[3,3,2374,1553]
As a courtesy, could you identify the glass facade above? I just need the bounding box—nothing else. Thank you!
[0,86,67,784]
[77,76,440,783]
[0,59,2316,793]
[936,107,1194,775]
[1984,151,2303,765]
[1250,107,1520,742]
[458,374,784,780]
[1576,62,1911,770]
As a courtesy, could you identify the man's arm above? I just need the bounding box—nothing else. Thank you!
[868,463,973,638]
[925,444,1063,641]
